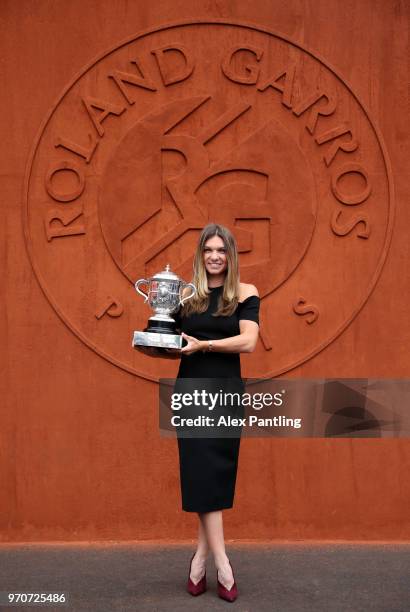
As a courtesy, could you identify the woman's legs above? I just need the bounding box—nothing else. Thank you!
[189,517,209,584]
[189,511,234,589]
[198,510,234,589]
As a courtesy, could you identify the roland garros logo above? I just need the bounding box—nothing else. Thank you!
[24,20,393,381]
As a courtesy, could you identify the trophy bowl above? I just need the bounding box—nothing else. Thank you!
[132,264,196,350]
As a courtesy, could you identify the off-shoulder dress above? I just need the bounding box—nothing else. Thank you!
[174,285,260,512]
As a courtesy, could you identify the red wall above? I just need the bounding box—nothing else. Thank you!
[1,0,409,541]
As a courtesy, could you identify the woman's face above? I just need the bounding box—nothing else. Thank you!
[203,235,228,278]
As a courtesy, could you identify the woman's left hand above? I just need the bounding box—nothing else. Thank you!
[180,332,205,356]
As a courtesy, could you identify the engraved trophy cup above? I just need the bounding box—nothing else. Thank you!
[132,264,196,350]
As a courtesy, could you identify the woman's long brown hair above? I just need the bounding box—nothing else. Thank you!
[181,223,240,317]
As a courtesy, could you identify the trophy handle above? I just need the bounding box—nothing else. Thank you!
[135,279,149,303]
[179,282,196,306]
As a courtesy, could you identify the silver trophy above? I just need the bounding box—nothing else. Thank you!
[132,264,196,350]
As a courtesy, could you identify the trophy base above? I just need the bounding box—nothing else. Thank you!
[145,318,176,334]
[132,330,185,350]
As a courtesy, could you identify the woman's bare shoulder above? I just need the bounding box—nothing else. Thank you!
[239,282,259,301]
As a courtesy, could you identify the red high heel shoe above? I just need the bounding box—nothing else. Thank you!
[217,560,238,602]
[187,553,207,596]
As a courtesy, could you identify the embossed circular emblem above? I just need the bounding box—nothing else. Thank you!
[24,20,394,380]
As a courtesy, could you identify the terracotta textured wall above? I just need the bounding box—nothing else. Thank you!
[1,0,409,541]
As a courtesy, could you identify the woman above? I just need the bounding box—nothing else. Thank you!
[142,223,259,602]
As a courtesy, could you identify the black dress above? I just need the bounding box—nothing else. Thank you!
[174,286,260,513]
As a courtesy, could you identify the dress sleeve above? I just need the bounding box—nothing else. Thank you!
[237,296,260,325]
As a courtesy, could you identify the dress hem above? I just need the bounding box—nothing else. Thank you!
[182,504,234,513]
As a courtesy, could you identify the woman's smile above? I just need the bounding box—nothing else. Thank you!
[203,235,228,276]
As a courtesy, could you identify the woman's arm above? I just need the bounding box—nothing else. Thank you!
[181,283,260,356]
[181,319,259,356]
